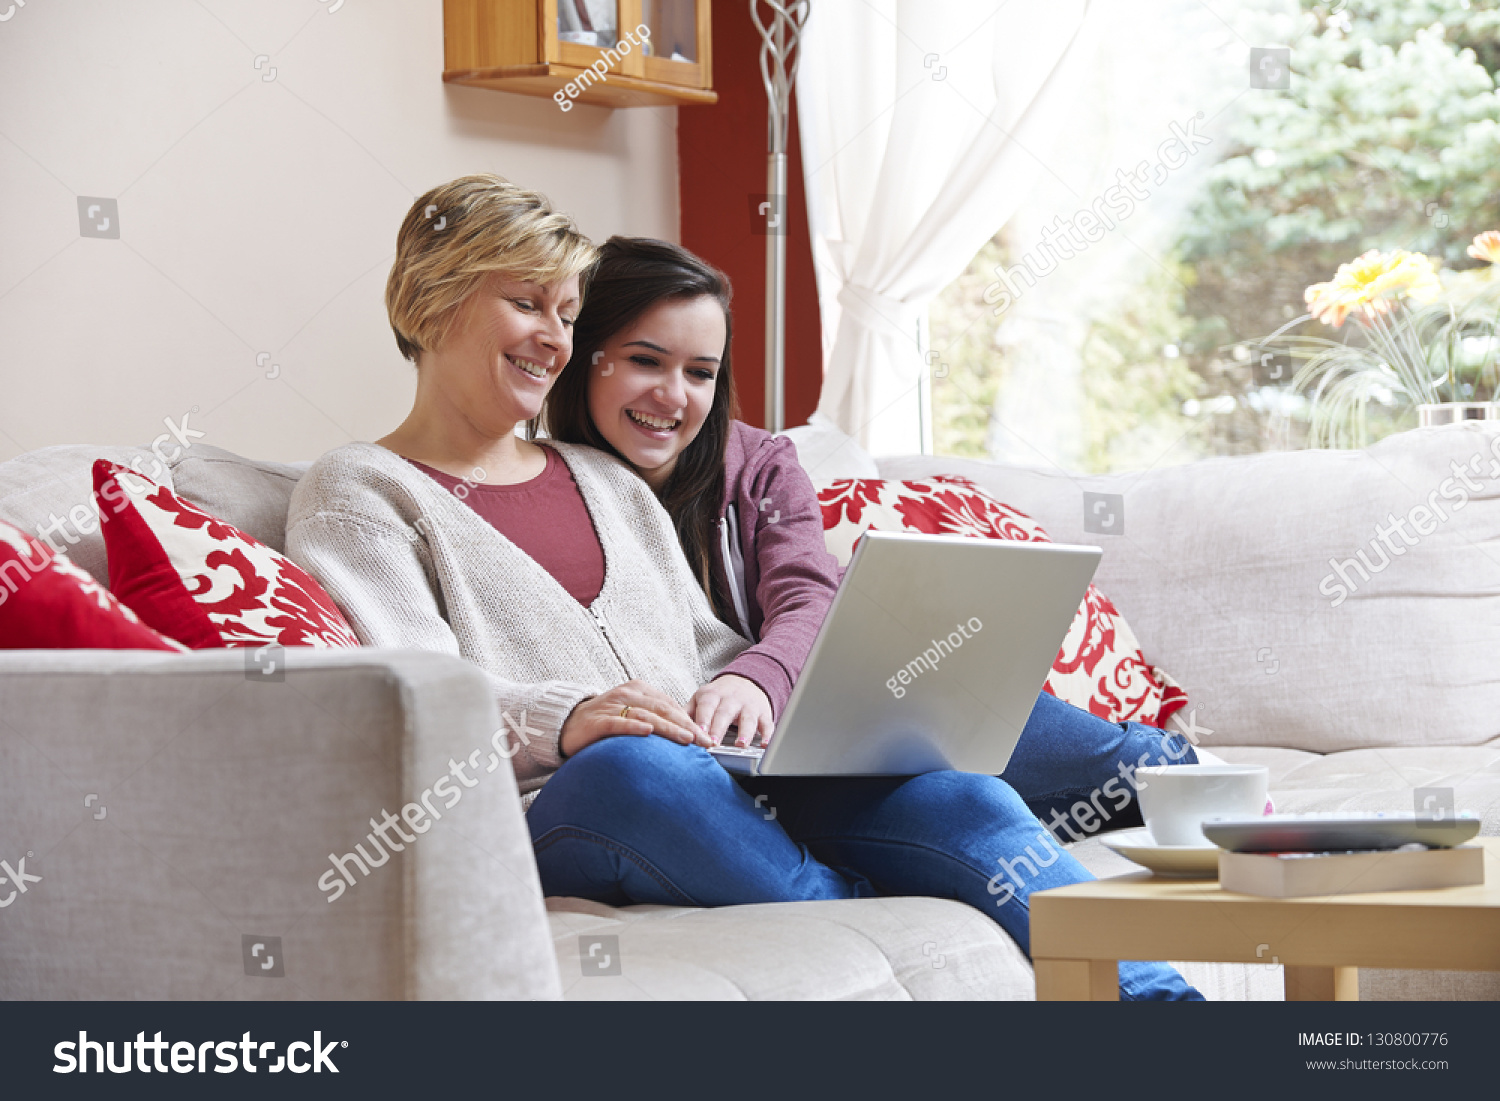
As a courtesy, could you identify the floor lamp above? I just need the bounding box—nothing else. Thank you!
[751,0,809,434]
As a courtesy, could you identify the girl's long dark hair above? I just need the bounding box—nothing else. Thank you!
[544,236,741,624]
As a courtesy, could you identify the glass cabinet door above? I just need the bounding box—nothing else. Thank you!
[556,0,617,49]
[641,0,696,62]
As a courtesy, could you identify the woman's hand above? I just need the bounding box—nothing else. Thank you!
[689,674,774,750]
[559,679,713,758]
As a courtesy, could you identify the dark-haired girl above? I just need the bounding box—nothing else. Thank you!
[538,236,1203,999]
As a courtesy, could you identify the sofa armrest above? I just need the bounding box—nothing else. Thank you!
[0,648,561,1000]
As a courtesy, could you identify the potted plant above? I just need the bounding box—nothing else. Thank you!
[1259,233,1500,448]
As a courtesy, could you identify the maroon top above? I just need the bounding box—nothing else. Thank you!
[410,447,605,606]
[712,421,842,719]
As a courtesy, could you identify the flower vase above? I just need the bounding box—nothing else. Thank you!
[1418,403,1500,427]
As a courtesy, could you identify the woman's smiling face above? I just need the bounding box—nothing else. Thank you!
[586,295,727,488]
[427,273,579,431]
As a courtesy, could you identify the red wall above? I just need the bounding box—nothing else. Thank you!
[677,10,822,429]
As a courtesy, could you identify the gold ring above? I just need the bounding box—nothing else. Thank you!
[619,705,632,720]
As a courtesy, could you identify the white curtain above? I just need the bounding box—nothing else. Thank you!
[796,0,1098,455]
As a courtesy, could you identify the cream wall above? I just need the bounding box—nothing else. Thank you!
[0,0,679,462]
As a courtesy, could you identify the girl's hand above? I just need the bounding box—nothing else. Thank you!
[689,674,774,750]
[559,679,713,758]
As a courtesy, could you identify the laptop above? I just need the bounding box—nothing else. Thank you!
[709,530,1102,777]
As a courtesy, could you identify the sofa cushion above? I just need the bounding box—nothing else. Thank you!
[0,519,183,651]
[815,475,1187,729]
[93,461,358,649]
[547,858,1286,1002]
[547,895,1035,1000]
[168,445,308,554]
[779,414,882,482]
[1211,743,1500,829]
[878,423,1500,754]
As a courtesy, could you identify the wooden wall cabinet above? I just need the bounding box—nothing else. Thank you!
[443,0,715,108]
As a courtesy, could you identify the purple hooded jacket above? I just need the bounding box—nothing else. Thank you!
[710,421,842,718]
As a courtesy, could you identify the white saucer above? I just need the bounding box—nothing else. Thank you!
[1100,827,1221,878]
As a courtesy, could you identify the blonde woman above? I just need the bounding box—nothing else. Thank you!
[285,175,1202,1000]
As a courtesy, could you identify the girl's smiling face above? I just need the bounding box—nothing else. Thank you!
[585,295,727,488]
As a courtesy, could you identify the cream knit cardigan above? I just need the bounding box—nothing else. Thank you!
[285,441,751,794]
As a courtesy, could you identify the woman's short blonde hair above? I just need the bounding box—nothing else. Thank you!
[385,174,598,362]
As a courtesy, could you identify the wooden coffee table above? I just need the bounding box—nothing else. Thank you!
[1031,837,1500,1000]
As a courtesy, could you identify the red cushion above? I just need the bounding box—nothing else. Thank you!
[816,475,1187,729]
[93,460,360,649]
[0,518,183,650]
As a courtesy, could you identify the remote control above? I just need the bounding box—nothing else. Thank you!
[1202,811,1480,853]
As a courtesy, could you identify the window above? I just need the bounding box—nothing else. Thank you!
[930,0,1500,470]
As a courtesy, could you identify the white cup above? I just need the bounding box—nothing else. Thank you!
[1136,764,1269,847]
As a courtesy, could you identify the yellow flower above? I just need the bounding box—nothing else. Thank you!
[1304,249,1441,328]
[1467,230,1500,264]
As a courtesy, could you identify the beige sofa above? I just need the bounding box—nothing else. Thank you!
[1,426,1497,1001]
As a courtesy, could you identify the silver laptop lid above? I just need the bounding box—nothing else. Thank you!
[757,530,1101,777]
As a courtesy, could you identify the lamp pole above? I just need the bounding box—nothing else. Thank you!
[751,0,809,434]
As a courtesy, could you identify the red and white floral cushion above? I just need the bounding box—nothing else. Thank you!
[93,460,360,650]
[0,518,185,651]
[817,475,1187,729]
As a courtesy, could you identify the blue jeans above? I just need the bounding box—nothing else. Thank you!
[528,692,1202,1001]
[1003,690,1198,833]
